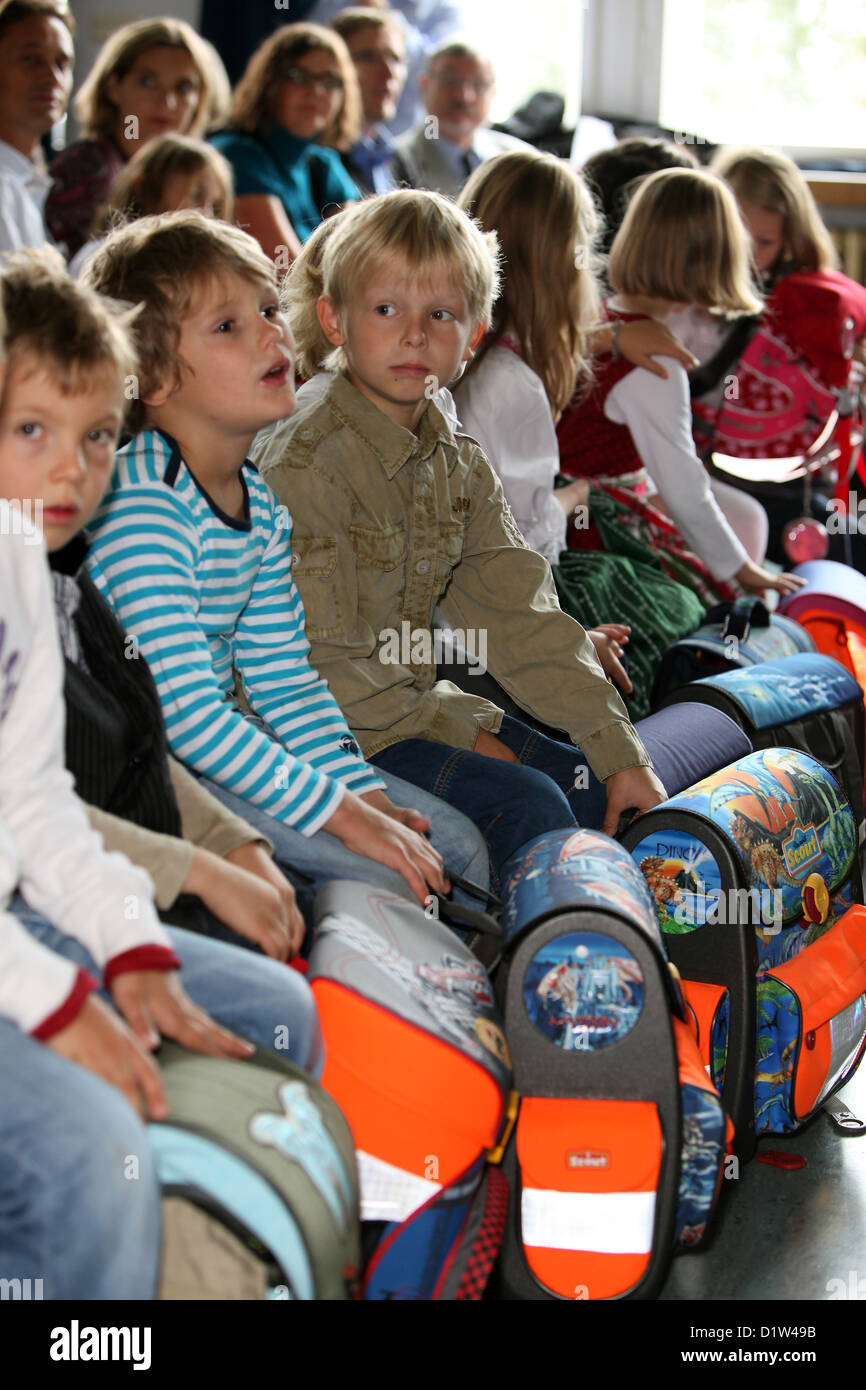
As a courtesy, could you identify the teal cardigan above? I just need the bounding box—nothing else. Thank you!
[210,127,360,241]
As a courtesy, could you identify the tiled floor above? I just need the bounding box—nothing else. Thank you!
[659,1060,866,1300]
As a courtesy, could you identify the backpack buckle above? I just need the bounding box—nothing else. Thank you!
[487,1089,520,1165]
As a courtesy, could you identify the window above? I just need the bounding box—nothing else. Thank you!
[460,0,582,127]
[660,0,866,151]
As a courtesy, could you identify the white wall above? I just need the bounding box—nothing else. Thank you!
[581,0,665,122]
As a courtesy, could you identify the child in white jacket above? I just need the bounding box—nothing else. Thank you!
[0,521,322,1297]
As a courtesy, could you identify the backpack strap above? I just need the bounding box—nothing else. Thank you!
[689,314,761,399]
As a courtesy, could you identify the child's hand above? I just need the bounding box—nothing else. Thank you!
[45,993,169,1121]
[601,765,668,837]
[361,787,429,834]
[614,319,698,379]
[109,969,255,1060]
[185,846,299,960]
[587,624,633,695]
[223,842,306,959]
[735,561,807,597]
[554,477,590,516]
[323,791,447,905]
[360,790,452,894]
[473,729,520,762]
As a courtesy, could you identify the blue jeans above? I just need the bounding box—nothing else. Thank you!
[1,899,325,1300]
[0,1019,161,1301]
[13,899,323,1075]
[198,765,490,905]
[371,715,607,895]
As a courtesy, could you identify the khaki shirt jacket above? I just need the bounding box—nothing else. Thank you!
[257,374,651,782]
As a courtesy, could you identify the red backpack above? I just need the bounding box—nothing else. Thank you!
[692,269,866,459]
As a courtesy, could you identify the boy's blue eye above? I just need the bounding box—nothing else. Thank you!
[88,428,115,446]
[17,422,42,439]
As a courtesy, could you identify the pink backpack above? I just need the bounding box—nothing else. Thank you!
[692,270,866,459]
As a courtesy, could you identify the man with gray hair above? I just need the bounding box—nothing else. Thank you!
[391,39,532,197]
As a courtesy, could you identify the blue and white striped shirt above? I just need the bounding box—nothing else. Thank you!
[85,429,383,835]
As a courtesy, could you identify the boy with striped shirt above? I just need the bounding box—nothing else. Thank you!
[84,211,487,905]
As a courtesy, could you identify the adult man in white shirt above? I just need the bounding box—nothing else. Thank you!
[391,40,531,198]
[0,0,73,253]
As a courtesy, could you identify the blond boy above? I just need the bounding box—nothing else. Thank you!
[256,190,667,890]
[84,212,490,904]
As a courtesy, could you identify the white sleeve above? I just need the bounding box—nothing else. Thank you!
[0,176,46,252]
[0,535,173,972]
[606,359,747,582]
[454,352,568,564]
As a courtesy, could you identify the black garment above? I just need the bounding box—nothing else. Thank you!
[200,0,319,86]
[50,536,181,838]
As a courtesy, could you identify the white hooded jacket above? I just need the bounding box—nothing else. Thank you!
[0,527,176,1036]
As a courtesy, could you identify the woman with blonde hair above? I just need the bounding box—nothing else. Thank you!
[45,17,218,260]
[556,166,802,602]
[211,23,362,267]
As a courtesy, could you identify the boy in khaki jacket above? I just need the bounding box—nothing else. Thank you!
[258,189,667,890]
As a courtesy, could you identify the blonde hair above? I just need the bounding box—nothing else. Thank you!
[284,214,343,379]
[230,23,361,152]
[83,212,276,432]
[459,150,600,418]
[92,135,234,237]
[608,167,762,315]
[320,190,499,373]
[711,145,838,275]
[1,246,136,394]
[75,18,215,142]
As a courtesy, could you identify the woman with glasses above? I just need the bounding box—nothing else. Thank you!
[211,24,362,266]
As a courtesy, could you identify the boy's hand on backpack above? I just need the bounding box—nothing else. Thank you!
[735,560,807,597]
[109,970,255,1061]
[186,846,300,961]
[223,843,307,959]
[45,993,169,1121]
[612,318,698,379]
[602,765,668,837]
[324,791,447,905]
[587,625,633,695]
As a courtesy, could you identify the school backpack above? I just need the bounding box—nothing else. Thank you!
[489,828,732,1301]
[656,651,866,857]
[149,1042,361,1300]
[308,881,515,1301]
[691,269,866,459]
[623,748,866,1159]
[780,559,866,705]
[651,596,815,704]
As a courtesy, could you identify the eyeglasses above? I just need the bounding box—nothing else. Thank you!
[432,73,493,94]
[280,66,344,92]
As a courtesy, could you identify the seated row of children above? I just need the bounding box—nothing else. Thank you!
[2,129,854,1296]
[1,183,671,1296]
